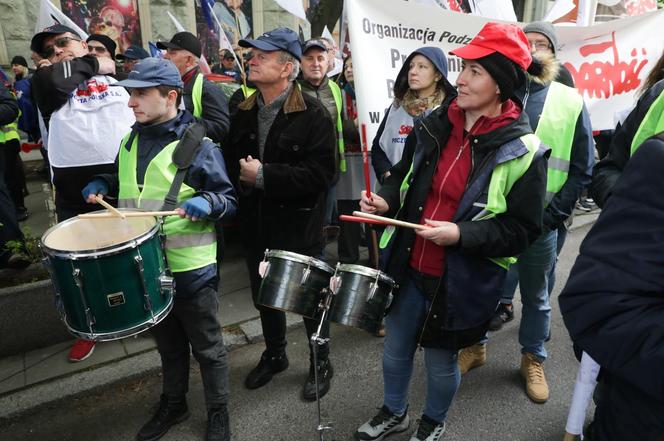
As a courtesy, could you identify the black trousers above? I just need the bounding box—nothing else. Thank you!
[151,284,229,410]
[0,139,26,210]
[246,250,330,362]
[0,146,22,266]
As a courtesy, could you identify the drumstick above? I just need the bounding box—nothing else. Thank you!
[94,195,126,219]
[352,211,430,230]
[361,123,372,199]
[78,210,180,219]
[339,214,390,226]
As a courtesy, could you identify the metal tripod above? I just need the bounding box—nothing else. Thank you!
[310,287,335,441]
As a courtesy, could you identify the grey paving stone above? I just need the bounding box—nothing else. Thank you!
[0,354,25,395]
[121,334,157,355]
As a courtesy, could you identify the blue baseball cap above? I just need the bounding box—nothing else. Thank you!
[239,27,302,61]
[116,45,150,61]
[112,58,184,89]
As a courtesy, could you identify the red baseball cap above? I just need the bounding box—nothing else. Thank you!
[450,22,532,71]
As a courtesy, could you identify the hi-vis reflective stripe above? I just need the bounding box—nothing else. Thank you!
[119,198,166,211]
[547,157,570,172]
[165,232,217,249]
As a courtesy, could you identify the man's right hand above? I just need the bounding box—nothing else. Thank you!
[82,179,109,204]
[359,191,389,215]
[97,57,116,75]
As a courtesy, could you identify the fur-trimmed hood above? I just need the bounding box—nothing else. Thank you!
[528,51,560,85]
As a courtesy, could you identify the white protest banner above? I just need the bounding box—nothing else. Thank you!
[36,0,88,39]
[346,0,664,142]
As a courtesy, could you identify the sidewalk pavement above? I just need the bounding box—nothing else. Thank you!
[0,154,601,421]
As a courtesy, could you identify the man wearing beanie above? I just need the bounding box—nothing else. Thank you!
[523,21,575,87]
[86,34,117,60]
[459,21,596,405]
[355,22,549,441]
[158,31,230,144]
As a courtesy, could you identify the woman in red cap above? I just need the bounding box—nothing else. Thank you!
[355,23,550,441]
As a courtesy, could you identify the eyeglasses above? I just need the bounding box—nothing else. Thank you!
[528,40,552,51]
[42,37,81,58]
[88,45,108,54]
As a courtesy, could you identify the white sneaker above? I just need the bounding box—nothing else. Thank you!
[409,416,446,441]
[355,405,410,440]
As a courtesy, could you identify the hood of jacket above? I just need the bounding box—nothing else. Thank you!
[393,46,455,99]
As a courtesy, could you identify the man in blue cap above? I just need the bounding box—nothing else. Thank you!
[226,27,337,401]
[116,44,150,74]
[82,57,237,441]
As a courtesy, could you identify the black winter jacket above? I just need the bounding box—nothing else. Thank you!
[0,83,19,125]
[560,135,664,441]
[379,98,549,349]
[226,84,336,259]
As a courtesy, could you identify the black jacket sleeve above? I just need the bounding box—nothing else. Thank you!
[543,105,594,230]
[371,107,393,180]
[560,137,664,402]
[457,150,548,257]
[198,78,230,144]
[0,83,19,125]
[590,79,664,207]
[32,56,99,119]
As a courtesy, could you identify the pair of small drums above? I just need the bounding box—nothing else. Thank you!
[256,250,396,334]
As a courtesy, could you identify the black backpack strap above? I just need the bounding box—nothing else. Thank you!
[161,122,206,211]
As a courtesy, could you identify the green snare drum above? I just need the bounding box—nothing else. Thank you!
[40,210,174,341]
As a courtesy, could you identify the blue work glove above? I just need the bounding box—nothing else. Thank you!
[179,196,212,221]
[82,178,109,203]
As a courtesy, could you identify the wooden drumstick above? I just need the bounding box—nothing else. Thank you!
[79,210,180,219]
[94,195,126,219]
[352,211,430,230]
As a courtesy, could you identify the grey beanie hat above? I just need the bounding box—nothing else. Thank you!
[523,21,558,54]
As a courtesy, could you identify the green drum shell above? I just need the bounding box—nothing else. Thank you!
[42,218,172,341]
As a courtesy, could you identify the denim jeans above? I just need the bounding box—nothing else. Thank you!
[491,229,557,360]
[383,273,460,423]
[151,284,230,410]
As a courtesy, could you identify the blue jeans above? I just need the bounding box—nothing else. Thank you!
[491,229,557,360]
[383,274,460,423]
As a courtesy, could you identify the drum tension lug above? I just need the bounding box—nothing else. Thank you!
[134,254,155,321]
[72,267,96,337]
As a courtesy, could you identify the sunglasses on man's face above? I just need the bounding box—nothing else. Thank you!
[88,45,108,54]
[42,36,81,58]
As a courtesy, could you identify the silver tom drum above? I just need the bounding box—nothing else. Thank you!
[328,264,396,333]
[257,250,334,318]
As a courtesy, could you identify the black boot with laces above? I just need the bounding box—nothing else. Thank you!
[136,394,189,441]
[206,405,230,441]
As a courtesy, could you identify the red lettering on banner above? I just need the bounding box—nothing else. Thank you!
[563,32,648,99]
[76,79,109,97]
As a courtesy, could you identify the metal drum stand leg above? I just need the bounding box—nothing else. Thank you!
[310,287,335,441]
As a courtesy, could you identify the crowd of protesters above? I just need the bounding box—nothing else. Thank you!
[0,16,662,441]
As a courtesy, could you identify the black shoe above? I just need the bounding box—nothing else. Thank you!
[302,359,333,401]
[488,303,514,331]
[206,405,230,441]
[136,395,189,441]
[245,351,289,390]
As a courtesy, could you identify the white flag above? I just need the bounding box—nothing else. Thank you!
[470,0,517,21]
[167,11,186,32]
[274,0,308,21]
[36,0,88,39]
[544,0,577,22]
[166,11,212,75]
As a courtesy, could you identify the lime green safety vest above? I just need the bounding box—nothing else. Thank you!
[117,134,217,273]
[329,81,347,173]
[379,133,542,270]
[630,88,664,156]
[535,81,584,205]
[192,73,204,118]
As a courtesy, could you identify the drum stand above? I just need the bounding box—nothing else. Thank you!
[309,288,335,441]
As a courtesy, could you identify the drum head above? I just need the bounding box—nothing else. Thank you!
[265,249,334,274]
[336,263,395,286]
[42,210,157,252]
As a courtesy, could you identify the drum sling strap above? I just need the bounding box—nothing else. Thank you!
[161,122,206,210]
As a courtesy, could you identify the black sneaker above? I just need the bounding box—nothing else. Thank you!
[245,351,289,390]
[206,405,230,441]
[355,405,410,440]
[16,207,29,222]
[302,358,333,401]
[136,395,189,441]
[409,415,446,441]
[488,303,514,331]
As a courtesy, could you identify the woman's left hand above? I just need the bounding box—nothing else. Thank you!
[415,219,460,246]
